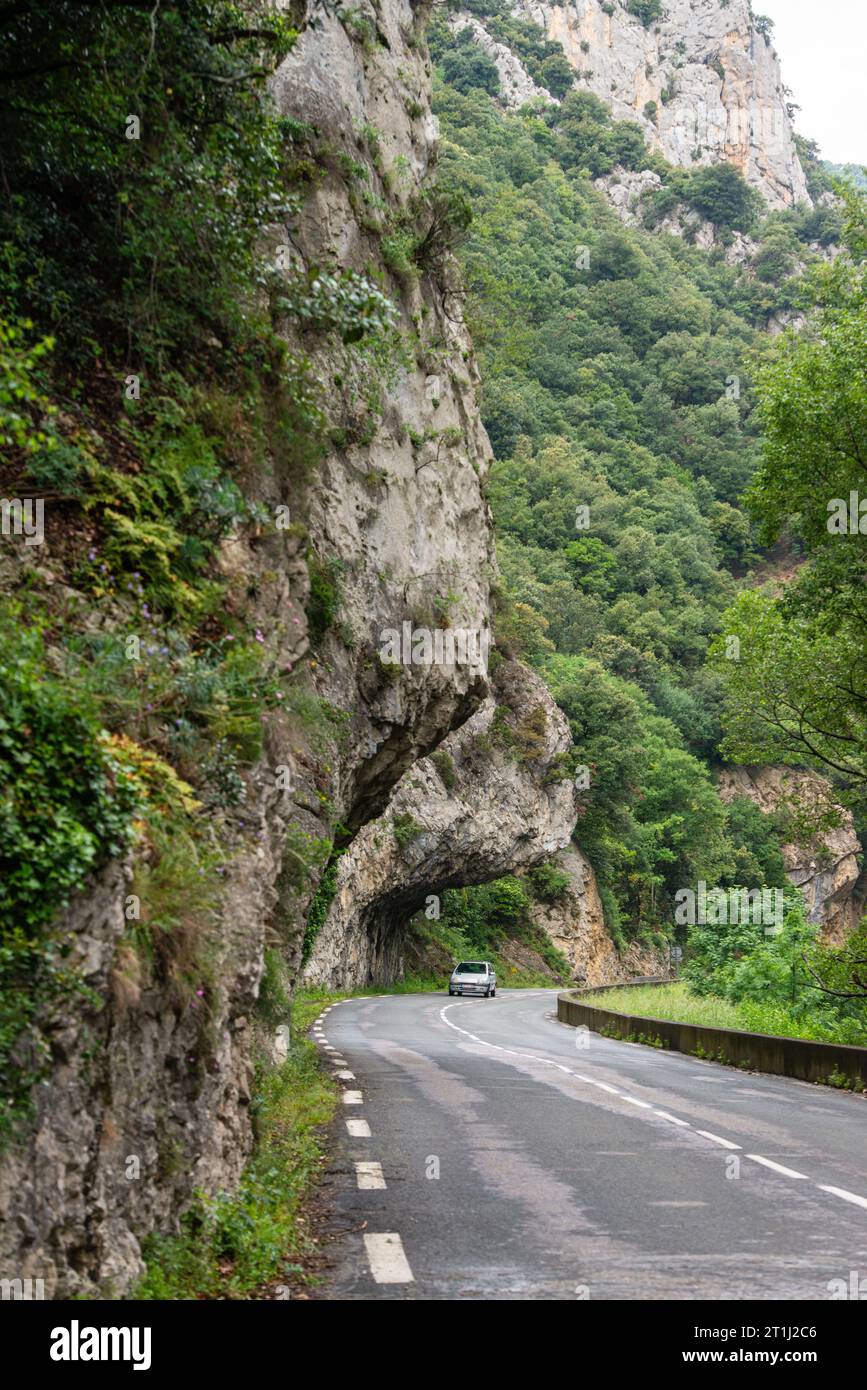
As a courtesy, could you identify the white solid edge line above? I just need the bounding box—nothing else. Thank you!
[439,1003,851,1198]
[818,1184,867,1210]
[364,1232,414,1284]
[342,1090,363,1105]
[346,1118,371,1137]
[747,1154,810,1180]
[696,1129,742,1150]
[355,1161,386,1191]
[440,1001,699,1125]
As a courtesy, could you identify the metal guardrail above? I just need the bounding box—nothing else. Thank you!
[557,986,867,1088]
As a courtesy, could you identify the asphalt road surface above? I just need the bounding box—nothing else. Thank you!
[310,989,867,1301]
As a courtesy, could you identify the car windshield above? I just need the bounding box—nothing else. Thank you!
[456,962,486,974]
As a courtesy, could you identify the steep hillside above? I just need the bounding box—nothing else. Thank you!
[448,0,810,206]
[426,33,859,931]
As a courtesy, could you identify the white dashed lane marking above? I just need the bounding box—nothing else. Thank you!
[818,1185,867,1210]
[747,1155,810,1180]
[346,1117,371,1138]
[696,1130,742,1150]
[355,1161,386,1191]
[342,1090,363,1105]
[363,1232,414,1284]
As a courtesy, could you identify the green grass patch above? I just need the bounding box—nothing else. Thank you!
[577,981,867,1047]
[136,1000,339,1299]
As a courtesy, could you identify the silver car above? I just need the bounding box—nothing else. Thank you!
[448,960,497,997]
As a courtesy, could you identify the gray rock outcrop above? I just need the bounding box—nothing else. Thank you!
[506,0,811,207]
[523,843,669,984]
[717,766,865,941]
[304,660,579,988]
[449,13,558,108]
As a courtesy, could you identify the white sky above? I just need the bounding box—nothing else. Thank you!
[756,0,867,166]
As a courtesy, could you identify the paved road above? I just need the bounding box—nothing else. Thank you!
[310,989,867,1300]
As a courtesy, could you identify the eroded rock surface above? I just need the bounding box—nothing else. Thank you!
[717,767,864,941]
[523,843,669,985]
[478,0,810,207]
[304,660,580,987]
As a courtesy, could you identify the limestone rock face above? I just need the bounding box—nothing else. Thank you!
[274,0,497,834]
[594,166,758,263]
[717,767,865,941]
[523,843,669,985]
[508,0,810,207]
[304,660,580,988]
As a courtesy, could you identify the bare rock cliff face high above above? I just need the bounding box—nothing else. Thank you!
[510,0,810,207]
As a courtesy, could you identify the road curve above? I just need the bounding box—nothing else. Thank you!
[310,989,867,1301]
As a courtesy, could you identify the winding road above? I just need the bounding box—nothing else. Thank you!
[310,989,867,1300]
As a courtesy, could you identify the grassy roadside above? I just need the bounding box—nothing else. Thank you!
[577,982,867,1052]
[133,978,447,1299]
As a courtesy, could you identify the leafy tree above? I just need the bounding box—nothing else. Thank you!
[539,53,574,99]
[627,0,663,26]
[677,162,764,232]
[805,919,867,1001]
[440,36,501,96]
[714,193,867,798]
[684,895,814,1006]
[719,798,788,890]
[753,14,775,43]
[0,0,298,364]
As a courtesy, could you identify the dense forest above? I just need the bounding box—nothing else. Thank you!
[427,4,867,1036]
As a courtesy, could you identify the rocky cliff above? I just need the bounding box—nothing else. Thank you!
[304,660,579,988]
[717,767,865,941]
[522,844,669,984]
[466,0,810,207]
[0,0,579,1296]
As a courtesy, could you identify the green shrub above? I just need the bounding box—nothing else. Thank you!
[526,863,572,903]
[305,555,342,645]
[303,854,343,963]
[281,268,398,344]
[432,749,458,790]
[440,36,501,97]
[627,0,663,27]
[0,609,139,932]
[392,813,424,851]
[676,162,764,232]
